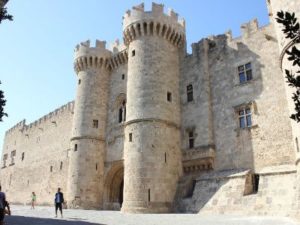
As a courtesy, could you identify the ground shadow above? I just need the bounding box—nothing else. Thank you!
[5,215,105,225]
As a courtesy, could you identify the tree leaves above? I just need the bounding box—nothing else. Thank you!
[0,81,7,122]
[277,11,300,122]
[276,11,300,41]
[0,3,13,24]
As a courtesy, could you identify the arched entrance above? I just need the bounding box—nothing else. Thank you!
[103,162,124,210]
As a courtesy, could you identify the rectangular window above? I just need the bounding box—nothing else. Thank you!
[74,144,78,152]
[93,120,99,128]
[78,79,81,85]
[167,92,172,102]
[60,162,63,170]
[122,74,125,80]
[238,107,252,128]
[129,133,133,142]
[188,131,194,149]
[187,84,194,102]
[50,166,53,172]
[10,150,16,165]
[238,62,252,84]
[3,154,8,167]
[132,50,135,57]
[21,152,25,161]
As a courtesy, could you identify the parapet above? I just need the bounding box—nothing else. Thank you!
[74,40,112,73]
[122,2,186,47]
[240,19,259,38]
[109,39,128,70]
[5,101,74,136]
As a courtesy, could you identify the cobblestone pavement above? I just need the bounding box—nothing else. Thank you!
[3,205,300,225]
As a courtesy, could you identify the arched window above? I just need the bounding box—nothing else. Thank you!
[118,100,126,123]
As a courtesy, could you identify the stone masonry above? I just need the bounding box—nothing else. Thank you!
[1,0,300,216]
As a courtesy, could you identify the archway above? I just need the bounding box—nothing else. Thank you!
[103,162,124,210]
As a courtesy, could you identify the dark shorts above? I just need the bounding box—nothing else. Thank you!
[55,203,62,212]
[0,209,4,221]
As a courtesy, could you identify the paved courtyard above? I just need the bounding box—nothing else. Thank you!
[3,205,299,225]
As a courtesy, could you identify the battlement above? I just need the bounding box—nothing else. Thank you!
[123,3,185,28]
[74,40,111,59]
[240,19,259,38]
[123,2,185,47]
[5,101,74,136]
[190,19,272,57]
[74,40,112,73]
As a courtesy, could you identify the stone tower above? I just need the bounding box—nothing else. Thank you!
[267,0,300,213]
[121,3,185,213]
[66,40,111,209]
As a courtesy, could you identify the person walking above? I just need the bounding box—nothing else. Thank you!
[54,188,64,218]
[0,186,10,225]
[31,192,36,209]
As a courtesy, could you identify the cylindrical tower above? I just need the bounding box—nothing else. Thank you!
[67,40,111,209]
[122,3,185,213]
[267,2,300,160]
[267,0,300,214]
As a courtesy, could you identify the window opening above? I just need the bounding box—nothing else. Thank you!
[119,100,126,123]
[238,107,252,128]
[187,84,193,102]
[238,62,252,84]
[189,131,194,149]
[129,133,133,142]
[93,120,99,128]
[167,92,172,102]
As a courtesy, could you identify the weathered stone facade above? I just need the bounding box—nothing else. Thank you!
[1,1,300,216]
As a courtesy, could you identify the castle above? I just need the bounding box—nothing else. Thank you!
[1,0,300,216]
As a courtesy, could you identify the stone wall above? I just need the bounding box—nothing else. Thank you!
[0,102,74,205]
[181,22,295,172]
[176,166,297,217]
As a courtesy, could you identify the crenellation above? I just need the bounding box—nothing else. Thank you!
[6,102,74,136]
[240,19,259,38]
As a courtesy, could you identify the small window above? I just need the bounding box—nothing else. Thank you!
[74,144,78,152]
[93,120,99,128]
[238,62,252,84]
[148,189,151,202]
[2,154,8,167]
[188,131,194,149]
[10,150,16,165]
[118,100,126,123]
[132,50,135,57]
[187,84,193,102]
[96,163,98,171]
[78,79,81,85]
[122,74,125,80]
[21,152,25,161]
[238,107,252,128]
[50,166,53,172]
[252,174,259,193]
[164,152,167,163]
[129,133,133,142]
[167,92,172,102]
[296,138,299,152]
[60,162,63,170]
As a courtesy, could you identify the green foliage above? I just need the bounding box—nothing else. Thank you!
[0,81,7,122]
[277,11,300,122]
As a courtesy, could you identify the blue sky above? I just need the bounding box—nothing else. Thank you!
[0,1,269,153]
